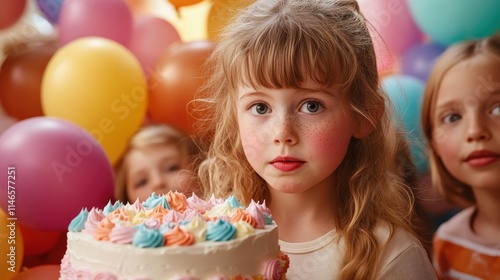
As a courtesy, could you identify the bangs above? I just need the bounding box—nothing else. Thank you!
[219,6,359,92]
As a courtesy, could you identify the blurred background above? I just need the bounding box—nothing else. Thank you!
[1,0,499,278]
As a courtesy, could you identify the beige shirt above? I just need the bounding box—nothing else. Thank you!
[279,225,437,280]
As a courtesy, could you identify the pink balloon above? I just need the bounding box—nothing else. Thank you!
[129,16,182,74]
[58,0,133,46]
[0,0,27,30]
[0,117,114,231]
[358,0,424,71]
[0,114,18,135]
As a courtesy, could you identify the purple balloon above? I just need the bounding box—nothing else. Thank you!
[0,117,114,230]
[36,0,63,23]
[401,42,447,81]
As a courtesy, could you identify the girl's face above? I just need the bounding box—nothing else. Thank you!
[237,78,360,194]
[125,144,194,202]
[432,55,500,189]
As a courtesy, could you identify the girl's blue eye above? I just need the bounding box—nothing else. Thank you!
[250,103,269,115]
[443,113,461,124]
[300,101,323,113]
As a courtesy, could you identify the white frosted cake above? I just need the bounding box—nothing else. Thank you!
[60,191,288,280]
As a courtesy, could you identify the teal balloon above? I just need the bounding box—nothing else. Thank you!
[408,0,500,46]
[382,74,428,174]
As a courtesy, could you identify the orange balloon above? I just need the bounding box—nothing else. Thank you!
[18,224,62,256]
[0,43,58,120]
[12,265,60,280]
[0,0,27,30]
[169,0,204,10]
[148,40,215,134]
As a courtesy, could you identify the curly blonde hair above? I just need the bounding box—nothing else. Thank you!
[421,34,500,207]
[193,0,427,278]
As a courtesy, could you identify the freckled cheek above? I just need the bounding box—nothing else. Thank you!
[307,127,351,157]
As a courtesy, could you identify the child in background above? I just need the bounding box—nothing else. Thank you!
[422,34,500,279]
[114,123,200,203]
[193,0,436,279]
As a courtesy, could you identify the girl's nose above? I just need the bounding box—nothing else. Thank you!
[272,115,298,146]
[466,115,491,143]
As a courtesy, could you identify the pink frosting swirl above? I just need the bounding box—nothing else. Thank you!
[246,201,266,229]
[126,198,146,212]
[263,259,282,280]
[187,192,212,214]
[109,223,137,244]
[82,208,106,235]
[163,210,183,223]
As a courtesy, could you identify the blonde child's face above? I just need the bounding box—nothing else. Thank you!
[236,78,359,194]
[432,55,500,189]
[125,144,194,202]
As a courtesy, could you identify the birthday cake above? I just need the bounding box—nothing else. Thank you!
[60,191,288,280]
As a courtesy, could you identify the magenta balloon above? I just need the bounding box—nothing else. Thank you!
[359,0,423,56]
[129,16,182,74]
[58,0,133,46]
[0,117,114,231]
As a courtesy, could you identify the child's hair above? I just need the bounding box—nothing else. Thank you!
[421,34,500,207]
[193,0,427,278]
[114,123,200,202]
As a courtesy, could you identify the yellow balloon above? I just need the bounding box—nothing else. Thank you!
[42,37,147,164]
[0,209,24,280]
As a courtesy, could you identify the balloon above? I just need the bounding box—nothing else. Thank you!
[408,0,500,46]
[0,114,18,135]
[207,0,255,41]
[0,43,57,120]
[382,74,428,174]
[58,0,133,46]
[358,0,424,73]
[129,16,182,74]
[401,42,447,82]
[0,0,27,30]
[42,37,147,164]
[148,41,215,134]
[169,0,204,10]
[0,117,115,230]
[36,0,63,23]
[12,265,60,280]
[0,209,24,280]
[19,224,62,256]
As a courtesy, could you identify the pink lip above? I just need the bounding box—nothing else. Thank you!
[270,156,304,172]
[465,150,500,167]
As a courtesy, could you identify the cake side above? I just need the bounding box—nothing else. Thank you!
[64,224,280,279]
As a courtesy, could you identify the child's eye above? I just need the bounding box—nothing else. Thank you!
[250,103,269,115]
[491,104,500,115]
[164,165,181,172]
[300,101,323,114]
[442,113,461,124]
[135,178,148,188]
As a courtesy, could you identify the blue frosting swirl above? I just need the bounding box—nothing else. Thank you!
[132,225,164,248]
[142,194,171,210]
[103,200,123,215]
[206,219,236,242]
[68,208,89,232]
[226,195,241,208]
[264,214,273,225]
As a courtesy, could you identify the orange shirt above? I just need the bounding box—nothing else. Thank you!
[433,207,500,279]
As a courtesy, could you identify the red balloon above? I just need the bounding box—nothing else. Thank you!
[13,265,60,280]
[19,224,62,256]
[0,0,27,30]
[0,43,57,120]
[148,41,215,134]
